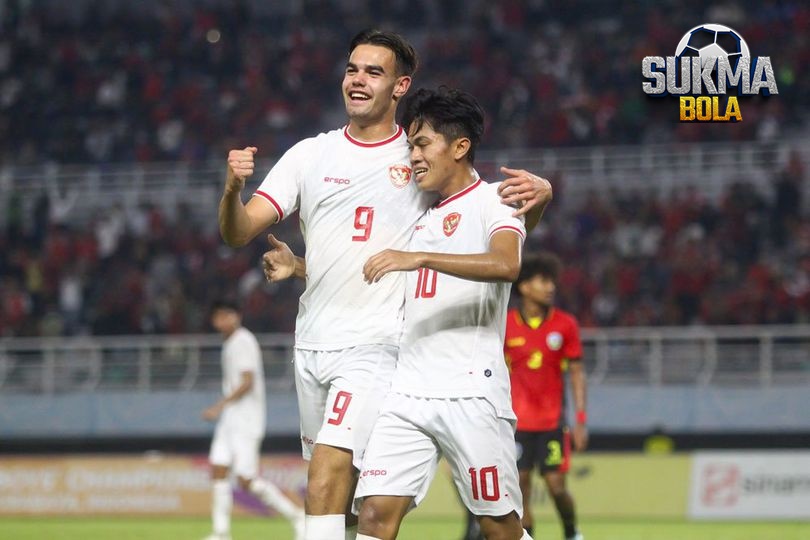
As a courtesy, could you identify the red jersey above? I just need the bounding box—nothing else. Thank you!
[505,308,582,431]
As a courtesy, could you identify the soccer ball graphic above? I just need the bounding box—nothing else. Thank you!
[675,24,750,69]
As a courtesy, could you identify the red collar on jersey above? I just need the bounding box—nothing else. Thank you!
[436,179,483,209]
[343,125,403,147]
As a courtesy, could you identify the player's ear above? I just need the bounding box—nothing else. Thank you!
[453,137,471,161]
[392,75,411,101]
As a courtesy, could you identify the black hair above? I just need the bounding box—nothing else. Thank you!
[516,252,562,289]
[399,87,485,163]
[349,29,418,77]
[210,298,240,314]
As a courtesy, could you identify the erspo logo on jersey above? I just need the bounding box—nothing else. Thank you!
[443,212,461,237]
[641,23,778,122]
[323,176,351,185]
[389,164,412,188]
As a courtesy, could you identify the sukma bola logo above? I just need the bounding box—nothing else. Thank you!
[642,24,778,122]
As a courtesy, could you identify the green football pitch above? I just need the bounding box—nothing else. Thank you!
[2,517,808,540]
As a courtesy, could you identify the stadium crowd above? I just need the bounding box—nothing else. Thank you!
[1,153,805,337]
[0,0,807,166]
[1,0,809,337]
[0,191,305,337]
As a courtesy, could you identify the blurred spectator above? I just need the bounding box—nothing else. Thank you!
[0,0,807,166]
[1,0,809,336]
[0,161,807,336]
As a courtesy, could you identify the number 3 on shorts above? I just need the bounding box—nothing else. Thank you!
[546,440,562,466]
[327,390,353,425]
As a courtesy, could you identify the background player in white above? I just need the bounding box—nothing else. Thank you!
[203,300,305,540]
[355,88,551,540]
[219,29,550,540]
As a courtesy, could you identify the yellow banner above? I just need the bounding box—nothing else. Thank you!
[0,453,689,518]
[413,453,690,520]
[0,454,307,516]
[534,453,689,519]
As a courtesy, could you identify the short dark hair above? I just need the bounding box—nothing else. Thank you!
[349,29,418,77]
[400,87,485,163]
[516,252,562,288]
[210,298,240,314]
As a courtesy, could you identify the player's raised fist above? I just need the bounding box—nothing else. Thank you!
[225,146,258,192]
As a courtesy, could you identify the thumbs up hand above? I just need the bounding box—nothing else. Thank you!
[262,234,297,282]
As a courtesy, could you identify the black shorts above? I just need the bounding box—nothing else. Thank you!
[515,427,571,474]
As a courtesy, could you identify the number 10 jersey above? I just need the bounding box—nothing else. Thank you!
[392,180,526,419]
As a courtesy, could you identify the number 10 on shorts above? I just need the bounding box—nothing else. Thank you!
[469,466,500,501]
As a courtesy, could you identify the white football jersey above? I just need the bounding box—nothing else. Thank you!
[254,126,433,350]
[220,327,266,437]
[391,180,526,419]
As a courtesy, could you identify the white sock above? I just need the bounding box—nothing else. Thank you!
[304,514,344,540]
[356,535,381,540]
[345,525,358,540]
[211,480,232,535]
[250,477,303,521]
[522,529,534,540]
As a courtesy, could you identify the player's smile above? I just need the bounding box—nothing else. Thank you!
[346,81,374,109]
[410,153,441,192]
[345,83,375,113]
[406,122,457,195]
[342,44,399,121]
[348,90,372,103]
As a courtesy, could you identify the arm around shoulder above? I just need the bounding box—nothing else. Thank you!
[417,229,523,282]
[496,166,553,231]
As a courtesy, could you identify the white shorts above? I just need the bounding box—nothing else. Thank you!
[209,421,262,479]
[355,393,523,518]
[294,345,397,468]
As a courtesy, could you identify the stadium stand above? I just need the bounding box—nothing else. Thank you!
[1,0,810,445]
[0,0,807,166]
[1,145,807,336]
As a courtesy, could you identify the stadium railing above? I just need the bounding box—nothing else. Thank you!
[2,139,807,222]
[1,325,808,394]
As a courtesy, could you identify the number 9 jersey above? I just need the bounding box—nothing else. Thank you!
[253,126,433,350]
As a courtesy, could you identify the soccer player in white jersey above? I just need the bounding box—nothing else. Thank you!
[203,300,305,540]
[354,88,551,540]
[219,29,550,540]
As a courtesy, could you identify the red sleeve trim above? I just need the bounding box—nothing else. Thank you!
[253,190,284,221]
[489,225,525,240]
